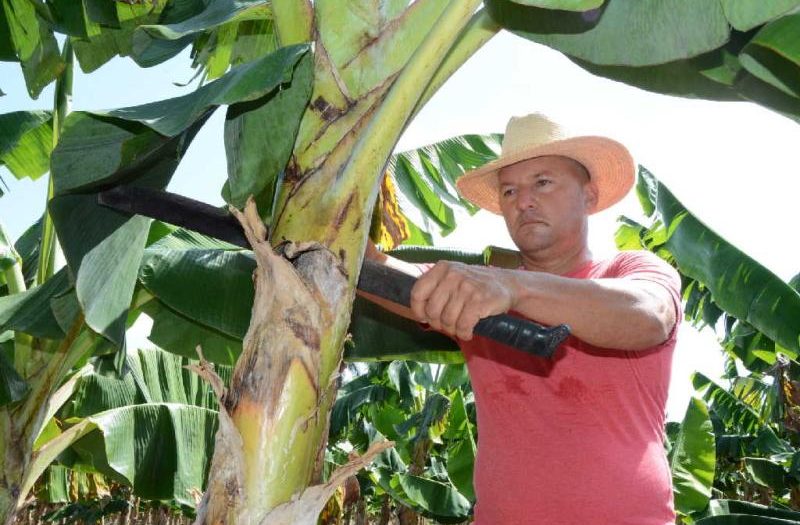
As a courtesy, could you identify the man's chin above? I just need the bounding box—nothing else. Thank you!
[511,235,552,254]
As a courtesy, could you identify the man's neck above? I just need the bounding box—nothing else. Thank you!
[519,245,593,275]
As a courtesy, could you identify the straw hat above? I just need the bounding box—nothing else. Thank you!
[455,113,635,214]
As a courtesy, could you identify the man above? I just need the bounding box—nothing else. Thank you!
[365,114,681,524]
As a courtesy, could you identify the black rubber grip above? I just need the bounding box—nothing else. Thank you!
[473,316,570,358]
[359,260,569,358]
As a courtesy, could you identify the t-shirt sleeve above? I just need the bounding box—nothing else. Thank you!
[606,250,683,341]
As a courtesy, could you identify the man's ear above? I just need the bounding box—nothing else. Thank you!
[583,182,599,211]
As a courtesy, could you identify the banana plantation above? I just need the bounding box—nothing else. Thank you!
[2,0,800,523]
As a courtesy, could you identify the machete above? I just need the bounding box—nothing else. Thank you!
[97,186,570,358]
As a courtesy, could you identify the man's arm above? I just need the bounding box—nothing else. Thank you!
[409,259,678,351]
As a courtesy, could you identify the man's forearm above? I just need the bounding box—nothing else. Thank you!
[502,269,676,351]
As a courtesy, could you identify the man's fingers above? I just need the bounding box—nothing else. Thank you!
[410,262,452,322]
[440,292,467,335]
[424,286,454,329]
[456,312,481,341]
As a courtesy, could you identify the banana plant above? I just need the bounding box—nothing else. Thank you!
[618,168,800,520]
[327,360,476,524]
[6,0,800,523]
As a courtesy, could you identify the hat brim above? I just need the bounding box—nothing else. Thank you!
[455,136,635,215]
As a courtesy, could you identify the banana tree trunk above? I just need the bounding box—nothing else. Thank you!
[0,413,23,525]
[195,2,486,523]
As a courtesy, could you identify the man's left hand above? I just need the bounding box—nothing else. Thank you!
[410,261,514,341]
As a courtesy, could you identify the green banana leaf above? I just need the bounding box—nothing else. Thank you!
[395,392,450,443]
[223,50,313,211]
[142,300,242,366]
[387,134,500,239]
[0,268,78,340]
[139,247,255,340]
[697,516,800,524]
[372,468,472,524]
[635,167,800,358]
[10,217,42,287]
[69,0,168,73]
[487,0,730,67]
[719,1,800,32]
[0,0,65,98]
[744,457,787,493]
[444,388,476,502]
[669,397,716,515]
[506,0,603,11]
[330,383,390,440]
[58,347,230,507]
[68,402,218,507]
[0,111,54,182]
[692,372,762,434]
[739,14,800,98]
[570,50,743,102]
[702,499,800,522]
[696,499,800,524]
[0,348,28,406]
[132,0,271,68]
[48,44,309,349]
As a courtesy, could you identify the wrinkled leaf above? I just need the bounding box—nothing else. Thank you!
[73,403,218,506]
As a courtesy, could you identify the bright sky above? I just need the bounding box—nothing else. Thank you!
[3,30,799,421]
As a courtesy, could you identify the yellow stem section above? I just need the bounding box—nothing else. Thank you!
[411,8,501,120]
[271,0,314,46]
[273,0,484,274]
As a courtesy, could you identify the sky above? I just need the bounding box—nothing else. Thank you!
[3,29,800,421]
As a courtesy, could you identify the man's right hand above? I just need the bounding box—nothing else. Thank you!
[410,261,514,341]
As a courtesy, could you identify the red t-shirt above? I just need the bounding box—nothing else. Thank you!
[450,250,681,524]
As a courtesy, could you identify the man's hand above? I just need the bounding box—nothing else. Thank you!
[410,261,514,341]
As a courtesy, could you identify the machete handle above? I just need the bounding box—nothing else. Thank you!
[359,260,569,358]
[473,316,570,358]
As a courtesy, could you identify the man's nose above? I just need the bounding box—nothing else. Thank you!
[516,186,537,210]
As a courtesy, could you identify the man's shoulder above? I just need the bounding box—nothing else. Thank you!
[595,250,679,281]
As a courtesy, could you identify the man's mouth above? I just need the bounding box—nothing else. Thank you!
[519,217,547,227]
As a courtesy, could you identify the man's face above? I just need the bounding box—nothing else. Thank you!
[497,155,597,255]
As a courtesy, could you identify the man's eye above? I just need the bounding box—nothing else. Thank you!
[536,179,553,187]
[501,188,516,197]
